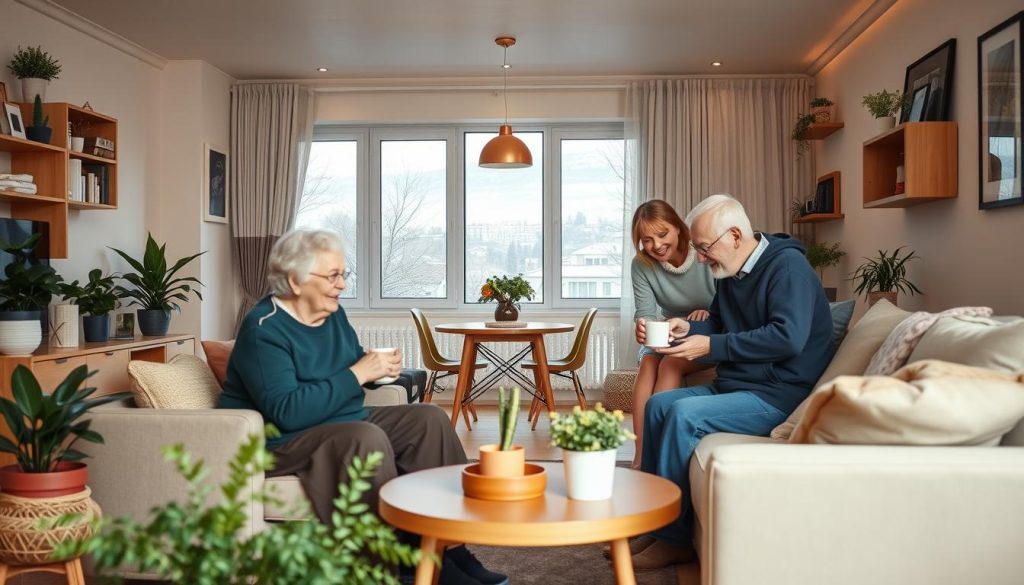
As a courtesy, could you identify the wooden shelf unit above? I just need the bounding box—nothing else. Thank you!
[0,103,118,258]
[795,171,843,224]
[863,121,957,208]
[804,122,844,140]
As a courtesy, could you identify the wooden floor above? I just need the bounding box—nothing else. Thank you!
[452,404,637,462]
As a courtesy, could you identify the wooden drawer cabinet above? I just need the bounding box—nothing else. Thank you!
[87,349,131,396]
[166,338,195,360]
[32,355,89,393]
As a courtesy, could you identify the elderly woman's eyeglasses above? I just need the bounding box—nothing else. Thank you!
[309,268,353,285]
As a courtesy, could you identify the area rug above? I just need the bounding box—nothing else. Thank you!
[470,543,679,585]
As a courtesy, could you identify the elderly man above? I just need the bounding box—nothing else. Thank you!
[630,194,834,570]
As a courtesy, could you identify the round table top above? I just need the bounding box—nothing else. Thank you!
[434,322,574,335]
[378,463,681,547]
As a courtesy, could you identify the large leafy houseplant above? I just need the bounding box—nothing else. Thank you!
[861,89,906,119]
[7,46,62,80]
[54,432,420,585]
[849,247,922,306]
[0,234,62,313]
[59,269,118,317]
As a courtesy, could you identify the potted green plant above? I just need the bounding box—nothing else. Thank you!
[549,403,635,501]
[59,269,119,343]
[849,246,922,307]
[7,45,62,103]
[810,97,836,122]
[478,274,535,321]
[109,233,204,336]
[861,89,906,133]
[24,95,52,144]
[478,387,523,477]
[0,234,62,355]
[0,365,128,565]
[53,433,420,584]
[791,112,817,157]
[805,241,846,301]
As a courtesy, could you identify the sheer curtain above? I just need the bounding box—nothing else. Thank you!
[230,83,315,331]
[618,77,814,369]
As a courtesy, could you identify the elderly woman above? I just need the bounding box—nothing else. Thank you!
[219,229,507,585]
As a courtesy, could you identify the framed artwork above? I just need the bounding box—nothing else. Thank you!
[978,12,1023,209]
[900,39,956,123]
[204,143,229,223]
[3,102,26,139]
[112,312,136,339]
[908,85,930,122]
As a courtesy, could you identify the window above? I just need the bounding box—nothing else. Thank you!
[299,124,623,310]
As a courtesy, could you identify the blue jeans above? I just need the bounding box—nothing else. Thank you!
[640,385,786,545]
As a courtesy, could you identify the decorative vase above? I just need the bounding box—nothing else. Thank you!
[0,474,100,565]
[478,444,525,477]
[137,309,171,336]
[25,126,52,144]
[494,301,519,322]
[562,449,617,501]
[82,314,110,343]
[876,116,896,132]
[49,304,79,348]
[867,291,898,307]
[0,311,42,355]
[20,78,47,103]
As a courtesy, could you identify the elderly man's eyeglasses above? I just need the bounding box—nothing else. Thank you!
[694,229,732,256]
[310,268,353,285]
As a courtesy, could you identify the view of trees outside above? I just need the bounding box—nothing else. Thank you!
[295,141,358,299]
[378,140,448,298]
[464,132,545,303]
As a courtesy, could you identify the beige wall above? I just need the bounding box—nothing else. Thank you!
[814,0,1024,317]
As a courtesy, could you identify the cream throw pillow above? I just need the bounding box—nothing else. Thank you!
[770,299,912,440]
[908,315,1024,373]
[128,354,221,409]
[789,360,1024,445]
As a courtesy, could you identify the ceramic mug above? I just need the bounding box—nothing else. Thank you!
[645,321,670,348]
[370,347,399,384]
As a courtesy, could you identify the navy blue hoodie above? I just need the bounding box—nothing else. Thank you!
[687,234,833,415]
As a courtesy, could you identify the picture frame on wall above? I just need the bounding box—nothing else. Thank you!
[900,38,956,123]
[3,102,26,139]
[978,12,1023,210]
[204,143,229,223]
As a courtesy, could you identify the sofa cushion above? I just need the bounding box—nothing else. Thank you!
[264,475,315,521]
[127,354,222,409]
[829,300,856,350]
[864,307,993,376]
[689,432,778,525]
[201,339,235,387]
[908,315,1024,373]
[771,299,911,440]
[789,360,1024,446]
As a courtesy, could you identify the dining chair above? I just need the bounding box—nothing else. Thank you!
[521,307,598,429]
[409,308,486,429]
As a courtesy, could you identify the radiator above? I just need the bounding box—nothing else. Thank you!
[354,324,619,395]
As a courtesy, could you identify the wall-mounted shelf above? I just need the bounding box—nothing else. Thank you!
[794,171,843,224]
[863,122,957,208]
[804,123,844,140]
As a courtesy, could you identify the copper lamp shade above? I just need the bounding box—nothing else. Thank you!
[479,125,533,168]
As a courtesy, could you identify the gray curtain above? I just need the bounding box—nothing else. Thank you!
[230,83,315,332]
[618,77,815,369]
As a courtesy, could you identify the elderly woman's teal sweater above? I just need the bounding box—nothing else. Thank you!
[219,295,368,449]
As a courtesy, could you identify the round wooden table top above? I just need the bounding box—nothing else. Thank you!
[434,322,574,335]
[379,463,681,547]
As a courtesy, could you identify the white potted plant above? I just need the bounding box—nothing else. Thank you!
[861,89,906,133]
[6,45,62,103]
[0,234,62,355]
[549,403,635,501]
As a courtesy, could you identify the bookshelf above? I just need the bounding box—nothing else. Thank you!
[863,122,957,208]
[794,171,843,223]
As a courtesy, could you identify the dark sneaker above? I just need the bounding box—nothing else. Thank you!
[445,545,510,585]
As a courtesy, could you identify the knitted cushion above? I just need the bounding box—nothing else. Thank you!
[602,369,637,412]
[128,354,221,409]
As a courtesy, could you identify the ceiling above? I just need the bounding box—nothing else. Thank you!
[50,0,883,80]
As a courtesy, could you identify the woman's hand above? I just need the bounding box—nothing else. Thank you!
[635,319,647,344]
[351,349,402,385]
[687,309,710,321]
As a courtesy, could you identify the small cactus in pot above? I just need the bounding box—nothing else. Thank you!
[479,387,525,477]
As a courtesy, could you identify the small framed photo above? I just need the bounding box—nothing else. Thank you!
[204,143,229,224]
[112,312,136,339]
[978,11,1023,209]
[908,85,930,122]
[3,102,26,139]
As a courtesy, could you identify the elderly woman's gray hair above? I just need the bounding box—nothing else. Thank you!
[267,229,345,296]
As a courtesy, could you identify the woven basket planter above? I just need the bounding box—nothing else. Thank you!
[0,487,100,565]
[602,369,638,413]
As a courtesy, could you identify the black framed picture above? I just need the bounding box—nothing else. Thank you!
[900,39,956,123]
[204,143,229,223]
[978,12,1023,210]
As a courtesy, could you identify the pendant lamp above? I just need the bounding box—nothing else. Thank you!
[479,37,533,169]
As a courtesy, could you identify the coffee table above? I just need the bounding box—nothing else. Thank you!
[379,463,681,585]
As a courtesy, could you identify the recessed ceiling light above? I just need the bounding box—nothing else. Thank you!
[316,67,329,72]
[711,62,722,67]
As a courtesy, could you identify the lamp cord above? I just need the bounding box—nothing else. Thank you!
[502,45,509,125]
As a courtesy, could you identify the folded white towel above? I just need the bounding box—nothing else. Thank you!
[11,187,38,194]
[0,174,33,182]
[0,179,36,189]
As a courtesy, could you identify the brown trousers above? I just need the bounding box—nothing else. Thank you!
[268,403,467,523]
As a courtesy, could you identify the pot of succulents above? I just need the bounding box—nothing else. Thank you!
[791,112,817,157]
[479,274,535,322]
[810,96,836,123]
[0,234,62,356]
[861,89,906,133]
[805,241,846,302]
[0,365,128,565]
[53,432,420,584]
[478,387,524,477]
[59,269,119,343]
[24,95,52,144]
[109,233,204,336]
[849,246,922,307]
[549,403,635,501]
[7,45,61,103]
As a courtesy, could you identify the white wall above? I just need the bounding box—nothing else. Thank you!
[814,0,1024,317]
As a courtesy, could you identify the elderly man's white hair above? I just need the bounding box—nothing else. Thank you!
[267,229,345,296]
[685,194,754,239]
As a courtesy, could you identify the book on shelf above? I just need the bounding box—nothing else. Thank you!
[81,163,110,204]
[83,137,115,151]
[68,159,83,201]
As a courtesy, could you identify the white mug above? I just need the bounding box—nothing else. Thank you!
[370,347,399,384]
[645,321,670,348]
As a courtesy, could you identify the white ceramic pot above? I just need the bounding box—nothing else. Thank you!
[20,78,47,103]
[562,449,617,501]
[70,136,85,153]
[0,319,42,356]
[876,116,896,133]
